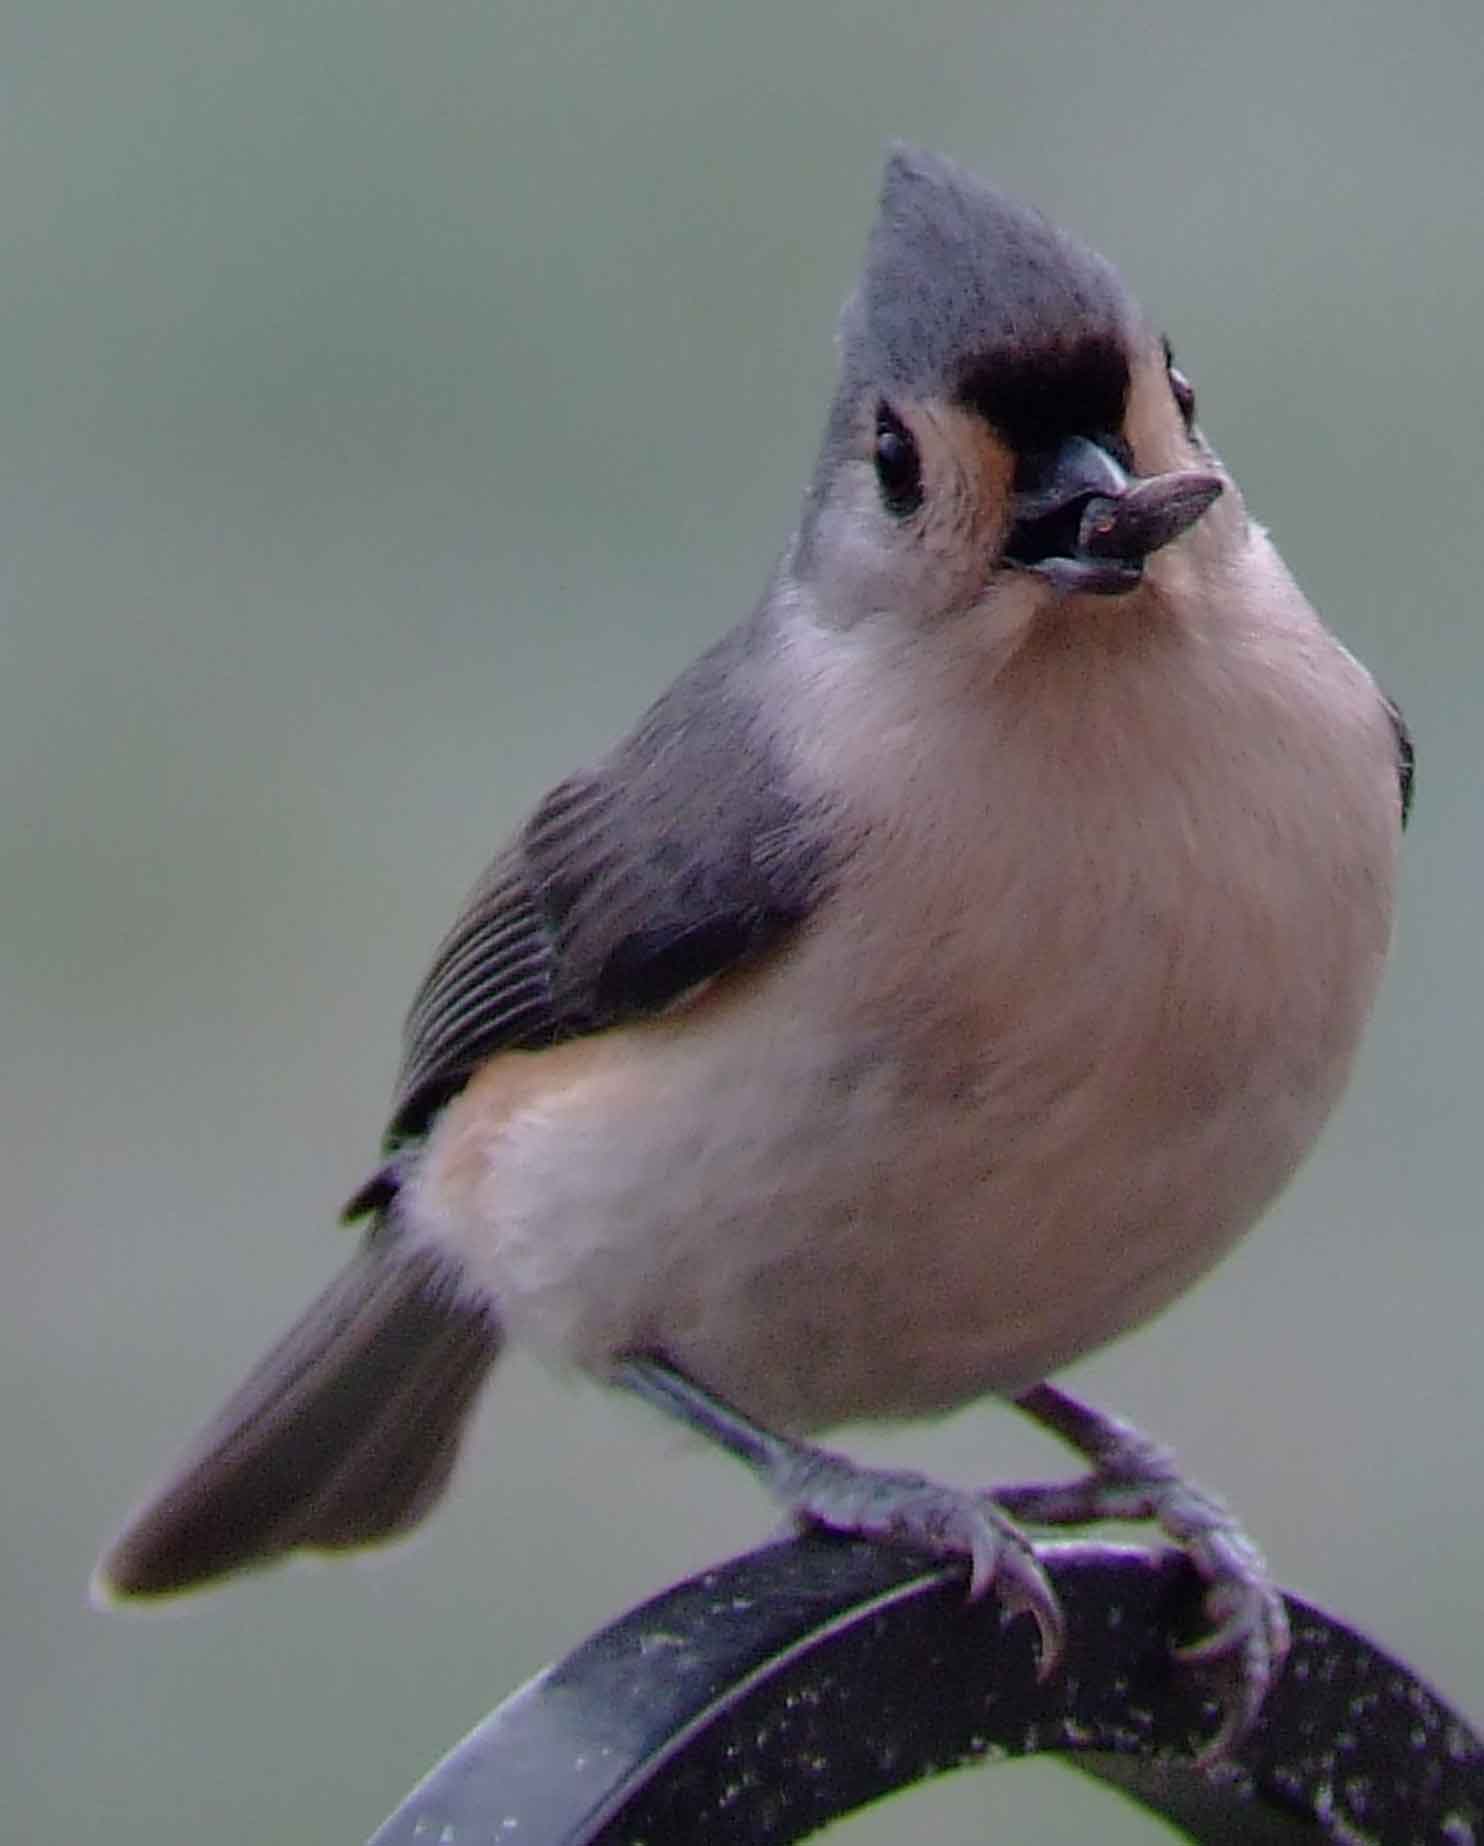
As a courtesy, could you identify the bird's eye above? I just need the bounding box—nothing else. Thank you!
[873,403,923,517]
[1162,338,1197,426]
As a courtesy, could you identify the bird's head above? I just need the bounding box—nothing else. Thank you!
[797,146,1233,644]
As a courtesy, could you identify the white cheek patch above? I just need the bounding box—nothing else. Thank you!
[809,473,916,626]
[807,405,1013,633]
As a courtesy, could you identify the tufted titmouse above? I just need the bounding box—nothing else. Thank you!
[95,147,1410,1757]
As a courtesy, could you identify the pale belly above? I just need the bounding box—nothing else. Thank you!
[407,881,1384,1432]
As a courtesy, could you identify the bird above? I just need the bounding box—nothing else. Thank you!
[94,145,1410,1761]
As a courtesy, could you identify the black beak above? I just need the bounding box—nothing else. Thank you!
[1005,435,1224,597]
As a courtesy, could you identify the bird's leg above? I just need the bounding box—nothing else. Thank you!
[616,1355,1064,1674]
[996,1381,1290,1761]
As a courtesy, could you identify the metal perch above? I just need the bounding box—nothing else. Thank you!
[368,1536,1482,1843]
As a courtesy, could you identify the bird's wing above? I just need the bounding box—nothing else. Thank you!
[1384,694,1415,827]
[349,617,832,1210]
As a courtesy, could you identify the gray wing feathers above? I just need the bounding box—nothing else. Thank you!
[395,861,557,1134]
[1383,694,1415,826]
[383,614,830,1145]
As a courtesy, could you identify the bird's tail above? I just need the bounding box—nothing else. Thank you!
[92,1233,501,1602]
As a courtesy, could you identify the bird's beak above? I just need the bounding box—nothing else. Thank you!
[1005,435,1224,597]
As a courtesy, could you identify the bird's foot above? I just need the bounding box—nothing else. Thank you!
[1000,1383,1290,1765]
[768,1441,1065,1672]
[616,1355,1063,1675]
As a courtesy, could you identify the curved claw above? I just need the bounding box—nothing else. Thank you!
[1175,1572,1290,1668]
[1005,1384,1293,1764]
[951,1496,1008,1601]
[767,1447,1066,1679]
[991,1548,1068,1681]
[1169,1514,1292,1760]
[1174,1559,1291,1767]
[1186,1610,1291,1768]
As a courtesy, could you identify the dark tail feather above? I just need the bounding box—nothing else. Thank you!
[93,1237,501,1601]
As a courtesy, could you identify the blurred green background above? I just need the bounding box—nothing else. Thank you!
[5,1,1480,1839]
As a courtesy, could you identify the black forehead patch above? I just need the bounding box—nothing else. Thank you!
[957,338,1130,457]
[842,145,1140,453]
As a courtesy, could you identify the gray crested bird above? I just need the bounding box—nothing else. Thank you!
[95,146,1410,1760]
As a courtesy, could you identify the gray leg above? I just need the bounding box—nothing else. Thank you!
[1002,1382,1290,1762]
[617,1356,1064,1673]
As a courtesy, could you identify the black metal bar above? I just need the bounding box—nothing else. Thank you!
[367,1536,1482,1844]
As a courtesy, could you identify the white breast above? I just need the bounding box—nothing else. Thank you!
[409,531,1402,1432]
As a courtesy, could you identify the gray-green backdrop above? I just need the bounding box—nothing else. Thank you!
[6,2,1480,1839]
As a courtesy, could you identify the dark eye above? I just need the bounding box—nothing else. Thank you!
[1162,337,1196,425]
[873,402,923,516]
